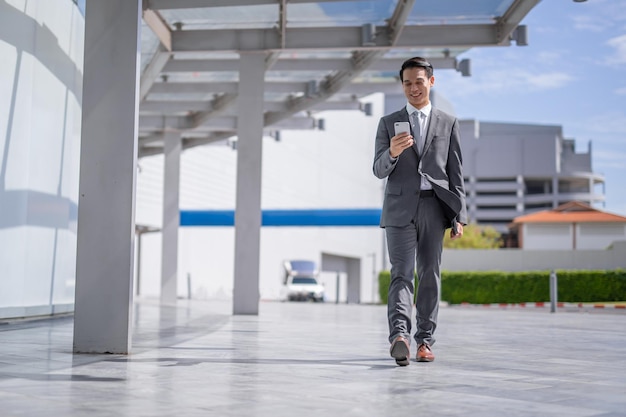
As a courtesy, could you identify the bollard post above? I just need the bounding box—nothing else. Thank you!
[549,270,557,313]
[187,273,192,300]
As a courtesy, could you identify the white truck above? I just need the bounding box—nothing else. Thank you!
[280,260,325,302]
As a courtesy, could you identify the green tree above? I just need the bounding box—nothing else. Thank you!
[443,223,501,249]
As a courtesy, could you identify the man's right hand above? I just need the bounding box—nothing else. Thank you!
[389,133,414,158]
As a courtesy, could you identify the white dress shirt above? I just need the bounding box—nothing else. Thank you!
[406,103,432,190]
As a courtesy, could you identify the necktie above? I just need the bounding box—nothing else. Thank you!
[411,111,423,154]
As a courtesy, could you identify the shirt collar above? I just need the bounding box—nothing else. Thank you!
[406,102,432,118]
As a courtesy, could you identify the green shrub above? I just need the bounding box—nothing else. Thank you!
[377,270,419,304]
[377,269,626,304]
[378,270,390,305]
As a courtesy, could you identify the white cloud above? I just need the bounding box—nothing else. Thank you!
[527,72,575,89]
[536,51,563,65]
[615,87,626,95]
[583,112,626,138]
[594,149,626,169]
[571,15,607,32]
[437,67,574,97]
[607,34,626,65]
[570,0,626,32]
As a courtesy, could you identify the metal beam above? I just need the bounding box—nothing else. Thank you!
[139,8,173,101]
[139,46,171,101]
[139,133,166,146]
[139,115,318,131]
[170,24,498,53]
[496,0,541,43]
[396,25,498,48]
[264,0,415,126]
[182,133,232,150]
[149,81,307,95]
[142,8,171,51]
[139,115,194,131]
[147,80,399,104]
[140,98,363,115]
[140,100,213,114]
[138,107,338,156]
[191,93,238,128]
[187,50,285,129]
[163,57,459,73]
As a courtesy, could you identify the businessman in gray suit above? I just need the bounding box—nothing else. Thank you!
[373,57,467,366]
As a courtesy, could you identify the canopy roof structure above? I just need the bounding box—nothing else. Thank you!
[138,0,540,157]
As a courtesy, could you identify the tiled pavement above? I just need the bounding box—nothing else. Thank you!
[1,299,625,417]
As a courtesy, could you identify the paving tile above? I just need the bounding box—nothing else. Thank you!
[0,300,624,416]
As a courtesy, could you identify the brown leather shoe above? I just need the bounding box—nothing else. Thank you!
[390,336,410,366]
[416,343,435,362]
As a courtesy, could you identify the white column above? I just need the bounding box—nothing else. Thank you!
[73,0,141,353]
[161,133,181,305]
[552,177,559,208]
[516,175,524,213]
[233,53,265,315]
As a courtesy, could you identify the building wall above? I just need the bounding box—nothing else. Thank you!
[576,223,626,250]
[0,0,84,318]
[518,222,626,250]
[442,241,626,272]
[523,223,572,249]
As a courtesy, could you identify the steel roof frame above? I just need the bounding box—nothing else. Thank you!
[138,0,540,157]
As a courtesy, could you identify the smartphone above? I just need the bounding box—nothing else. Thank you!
[394,121,410,136]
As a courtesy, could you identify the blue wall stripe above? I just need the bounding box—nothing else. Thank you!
[179,209,381,227]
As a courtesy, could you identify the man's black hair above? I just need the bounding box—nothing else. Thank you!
[399,57,434,81]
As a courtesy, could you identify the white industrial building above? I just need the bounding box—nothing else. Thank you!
[135,97,386,303]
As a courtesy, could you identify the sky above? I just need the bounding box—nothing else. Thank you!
[432,0,626,216]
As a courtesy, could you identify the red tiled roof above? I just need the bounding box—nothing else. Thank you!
[511,201,626,225]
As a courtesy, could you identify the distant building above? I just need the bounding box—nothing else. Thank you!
[459,120,605,234]
[508,201,626,250]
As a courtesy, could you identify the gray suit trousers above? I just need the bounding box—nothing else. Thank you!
[386,193,445,346]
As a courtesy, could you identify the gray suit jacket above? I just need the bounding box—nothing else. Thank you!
[373,107,467,228]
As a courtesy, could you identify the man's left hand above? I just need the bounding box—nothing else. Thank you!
[450,223,463,240]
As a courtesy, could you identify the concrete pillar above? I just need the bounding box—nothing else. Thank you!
[161,133,181,305]
[468,175,477,219]
[233,53,265,315]
[347,258,361,304]
[516,175,524,213]
[73,0,141,354]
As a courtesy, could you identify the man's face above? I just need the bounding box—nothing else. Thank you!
[402,67,434,109]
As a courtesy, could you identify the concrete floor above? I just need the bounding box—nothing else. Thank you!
[1,299,625,417]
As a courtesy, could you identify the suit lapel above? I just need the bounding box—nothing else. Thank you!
[422,109,439,156]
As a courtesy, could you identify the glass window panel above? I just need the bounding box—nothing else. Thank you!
[409,0,515,24]
[288,1,399,28]
[161,5,279,30]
